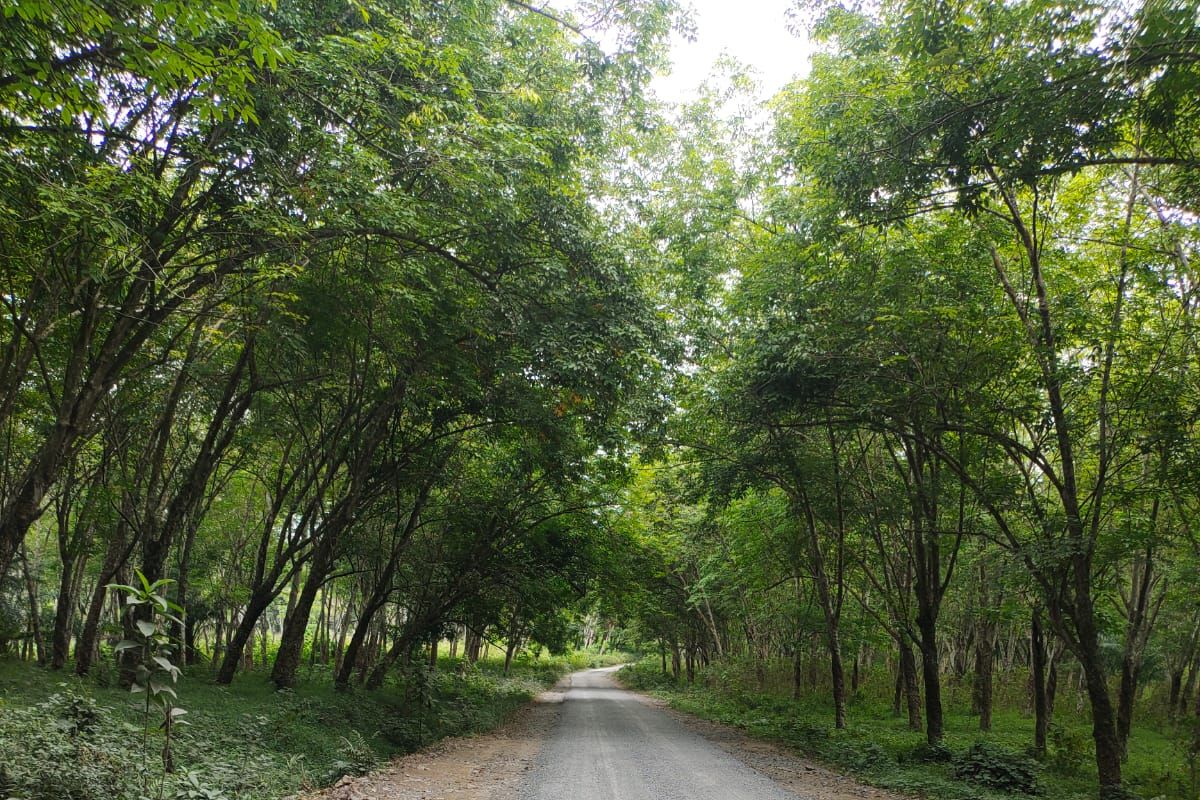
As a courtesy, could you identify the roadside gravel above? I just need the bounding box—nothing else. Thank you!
[304,668,909,800]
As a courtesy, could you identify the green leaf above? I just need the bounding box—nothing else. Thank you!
[149,681,177,699]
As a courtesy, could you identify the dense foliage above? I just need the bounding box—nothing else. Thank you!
[614,1,1200,799]
[3,1,1200,800]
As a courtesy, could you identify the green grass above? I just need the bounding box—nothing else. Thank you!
[0,651,575,800]
[618,658,1199,800]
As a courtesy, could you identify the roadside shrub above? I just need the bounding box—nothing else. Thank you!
[902,741,954,764]
[0,689,133,800]
[586,651,632,668]
[846,741,892,771]
[326,730,378,783]
[618,659,679,691]
[1098,786,1145,800]
[953,741,1041,795]
[378,716,427,750]
[781,718,832,752]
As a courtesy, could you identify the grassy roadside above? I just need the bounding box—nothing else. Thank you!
[0,650,616,800]
[617,658,1195,800]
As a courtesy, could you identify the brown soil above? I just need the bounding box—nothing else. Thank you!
[298,684,566,800]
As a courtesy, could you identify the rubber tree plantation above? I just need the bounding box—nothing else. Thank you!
[2,2,1199,800]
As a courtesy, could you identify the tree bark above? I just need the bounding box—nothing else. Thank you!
[271,553,330,689]
[916,608,943,744]
[900,637,922,731]
[1032,607,1049,759]
[50,549,86,669]
[19,546,45,665]
[215,590,275,684]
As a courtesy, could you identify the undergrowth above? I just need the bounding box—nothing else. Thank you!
[0,652,577,800]
[619,658,1195,800]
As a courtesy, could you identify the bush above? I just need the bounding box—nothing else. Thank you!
[953,741,1042,795]
[586,650,632,668]
[326,731,378,783]
[0,689,133,800]
[902,741,954,764]
[1048,722,1093,776]
[846,741,892,771]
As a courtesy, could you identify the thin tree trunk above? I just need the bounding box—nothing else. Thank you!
[50,550,86,668]
[900,637,922,731]
[1032,607,1049,759]
[973,564,996,732]
[19,545,45,665]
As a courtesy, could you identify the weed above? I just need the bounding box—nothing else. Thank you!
[954,742,1041,794]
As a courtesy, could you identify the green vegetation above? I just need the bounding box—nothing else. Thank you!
[0,652,573,800]
[620,659,1194,800]
[2,1,1199,800]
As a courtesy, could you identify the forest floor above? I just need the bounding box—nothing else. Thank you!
[618,659,1195,800]
[0,654,580,800]
[306,667,905,800]
[306,678,568,800]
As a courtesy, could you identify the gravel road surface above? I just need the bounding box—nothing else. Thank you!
[311,668,903,800]
[518,667,801,800]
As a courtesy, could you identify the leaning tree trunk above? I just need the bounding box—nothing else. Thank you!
[75,527,132,675]
[272,539,336,689]
[215,590,275,684]
[335,595,386,689]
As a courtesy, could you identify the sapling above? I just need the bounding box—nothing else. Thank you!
[109,570,188,799]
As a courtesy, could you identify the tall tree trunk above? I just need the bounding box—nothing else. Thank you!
[175,523,198,664]
[1032,607,1049,759]
[900,637,922,731]
[1068,595,1123,793]
[333,584,355,675]
[336,596,385,689]
[1180,653,1199,717]
[797,496,847,729]
[50,550,86,669]
[916,609,943,744]
[215,590,274,684]
[503,612,521,676]
[271,557,328,689]
[973,564,996,732]
[1116,546,1164,759]
[19,545,45,665]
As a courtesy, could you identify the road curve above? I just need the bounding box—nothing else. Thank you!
[518,667,801,800]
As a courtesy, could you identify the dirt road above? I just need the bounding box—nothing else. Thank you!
[316,667,903,800]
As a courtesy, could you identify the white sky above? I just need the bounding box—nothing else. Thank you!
[652,0,813,103]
